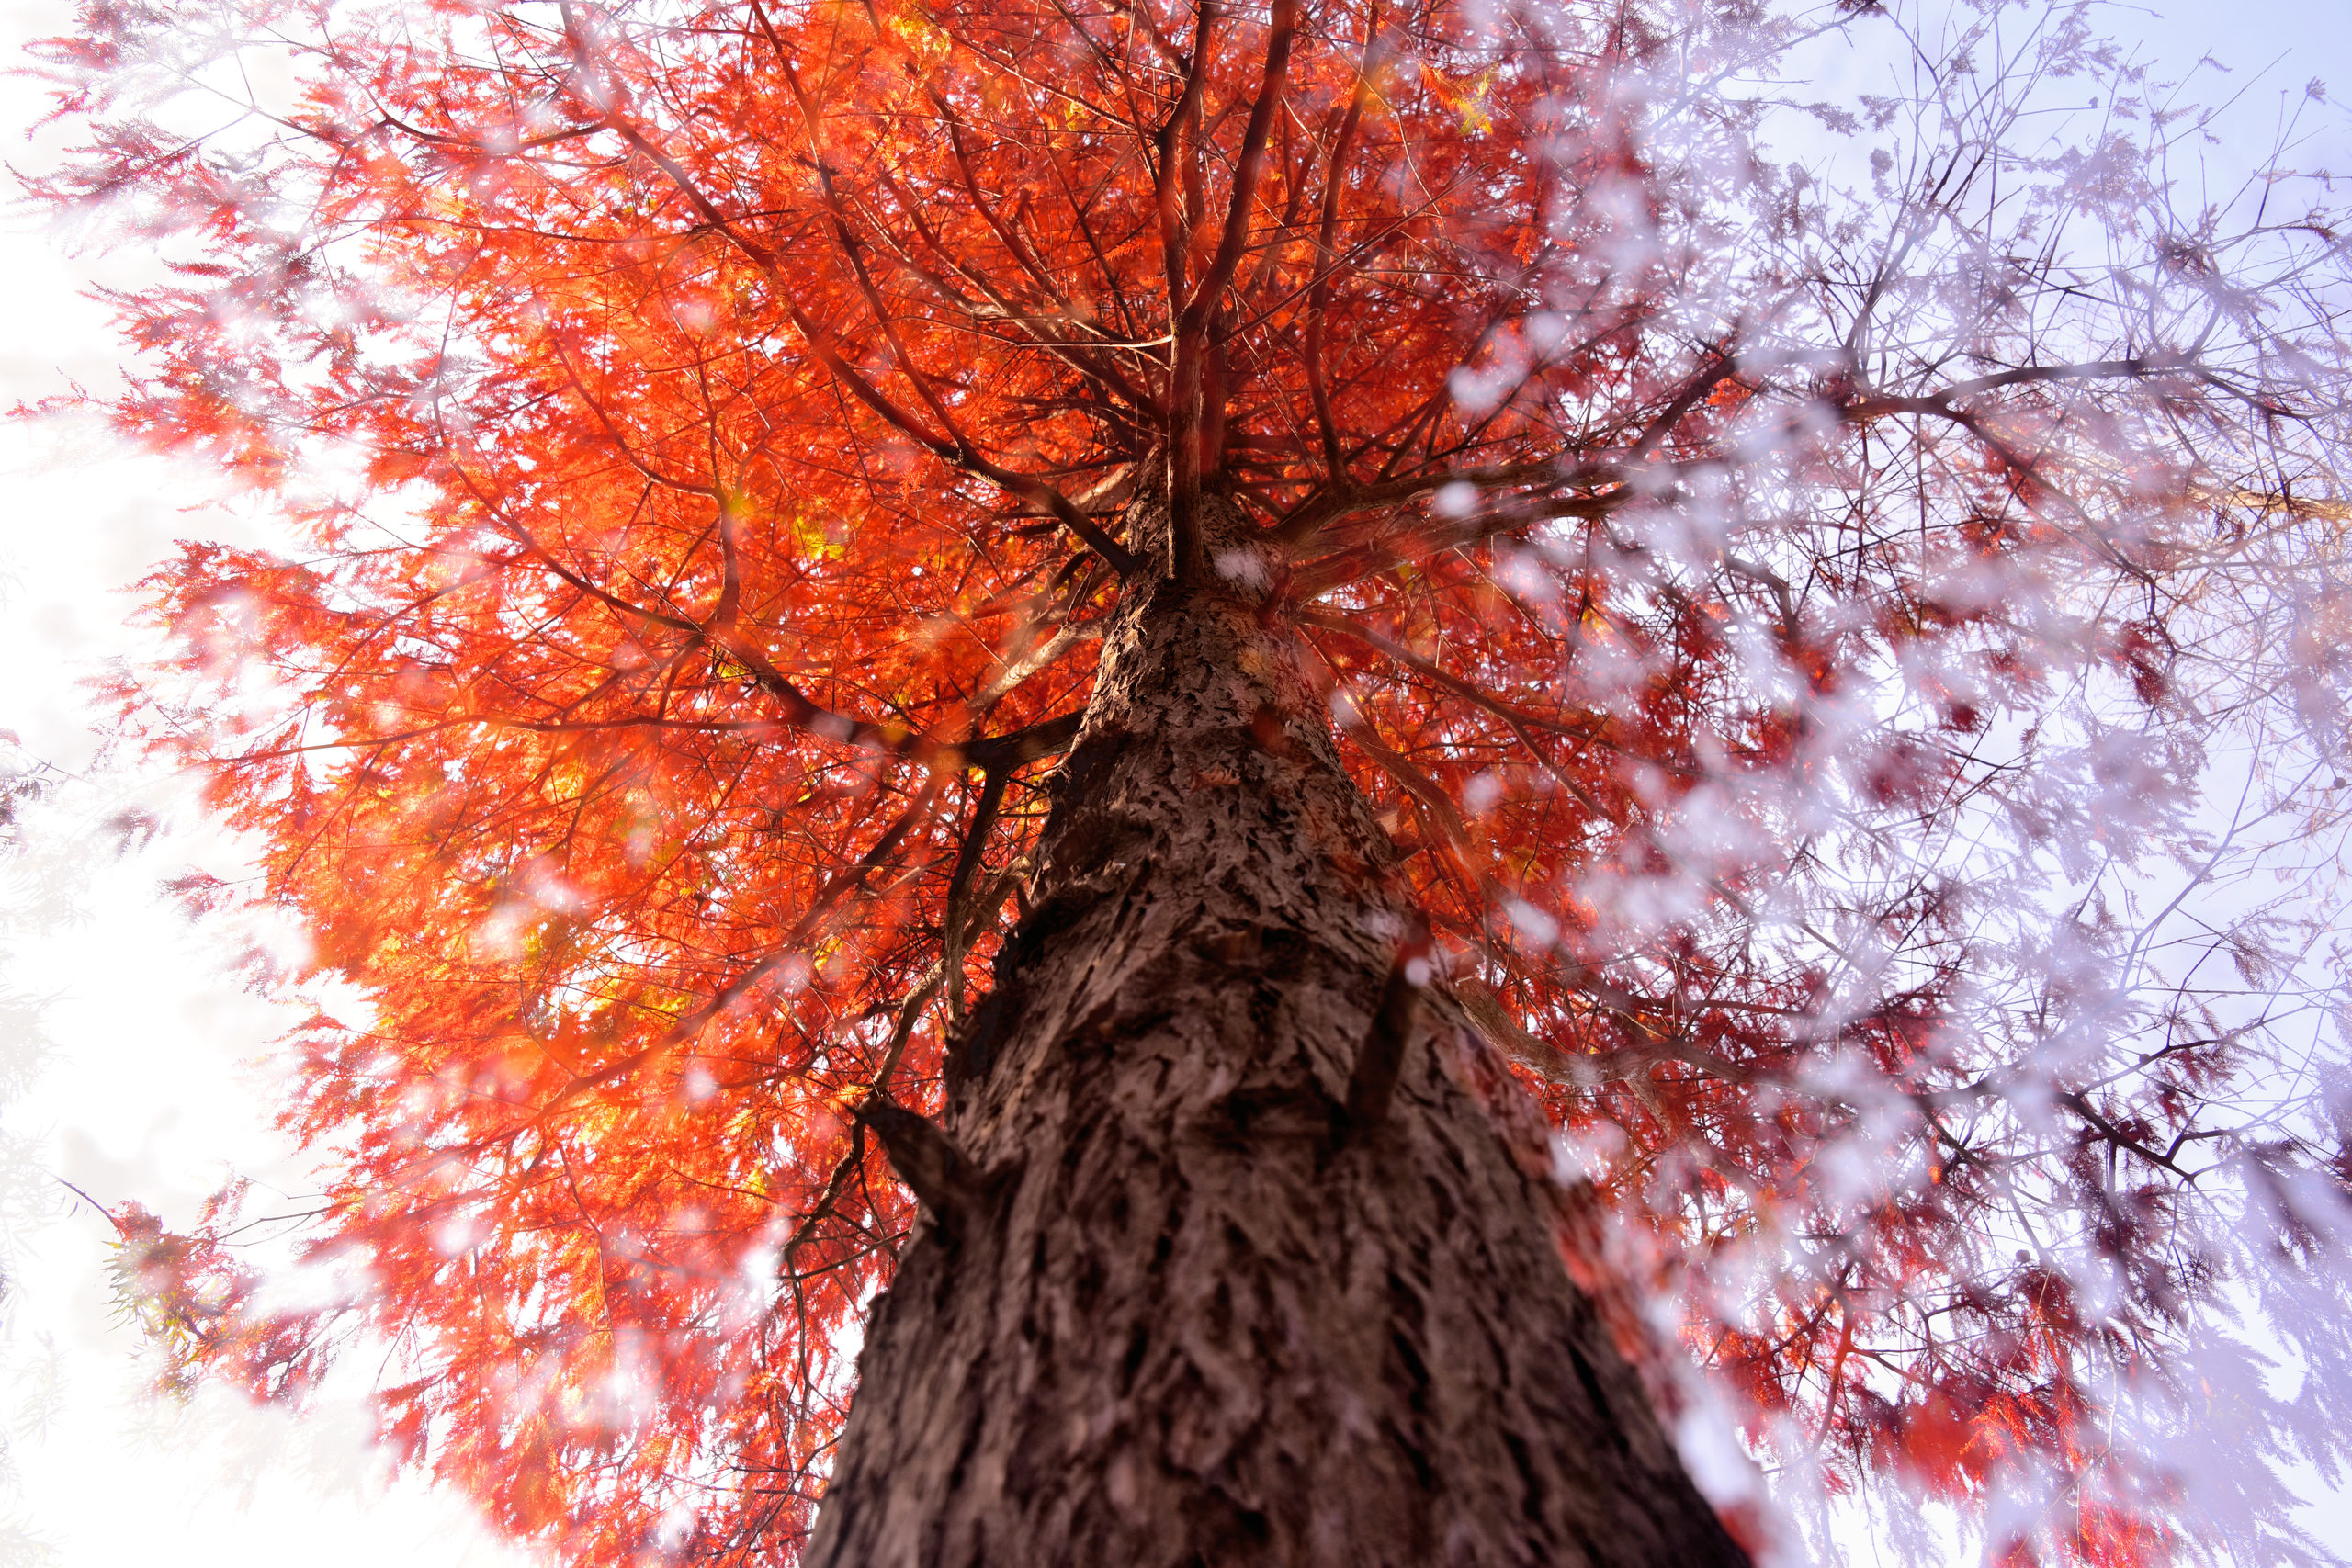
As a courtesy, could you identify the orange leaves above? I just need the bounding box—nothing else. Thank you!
[1897,1387,1995,1492]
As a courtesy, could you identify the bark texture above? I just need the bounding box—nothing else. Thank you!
[806,503,1750,1568]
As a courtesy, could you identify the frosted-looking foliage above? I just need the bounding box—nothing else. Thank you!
[0,735,69,1566]
[1385,4,2352,1557]
[19,0,2352,1561]
[1413,4,2352,1562]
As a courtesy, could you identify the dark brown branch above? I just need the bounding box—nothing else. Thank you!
[944,767,1011,937]
[1628,348,1739,461]
[1157,0,1224,581]
[1176,0,1299,335]
[1274,457,1566,545]
[1340,915,1430,1142]
[859,1100,983,1231]
[1306,17,1386,482]
[964,710,1085,771]
[1849,355,2199,414]
[1287,486,1631,601]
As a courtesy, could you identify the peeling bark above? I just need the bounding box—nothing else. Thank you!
[807,502,1750,1568]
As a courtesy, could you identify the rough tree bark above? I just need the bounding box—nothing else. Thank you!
[806,500,1750,1568]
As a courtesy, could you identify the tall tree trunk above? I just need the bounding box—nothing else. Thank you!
[807,502,1751,1568]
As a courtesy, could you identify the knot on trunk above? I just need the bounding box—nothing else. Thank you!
[860,1099,989,1236]
[1337,916,1432,1149]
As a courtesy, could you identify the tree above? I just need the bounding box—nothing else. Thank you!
[29,0,2352,1561]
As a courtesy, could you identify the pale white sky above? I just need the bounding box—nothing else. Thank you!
[0,0,2345,1564]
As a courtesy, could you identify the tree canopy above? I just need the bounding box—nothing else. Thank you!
[31,0,2352,1561]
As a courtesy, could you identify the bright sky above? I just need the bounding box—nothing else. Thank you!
[0,1,2345,1564]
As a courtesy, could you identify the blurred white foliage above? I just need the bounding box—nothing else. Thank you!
[1317,0,2352,1559]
